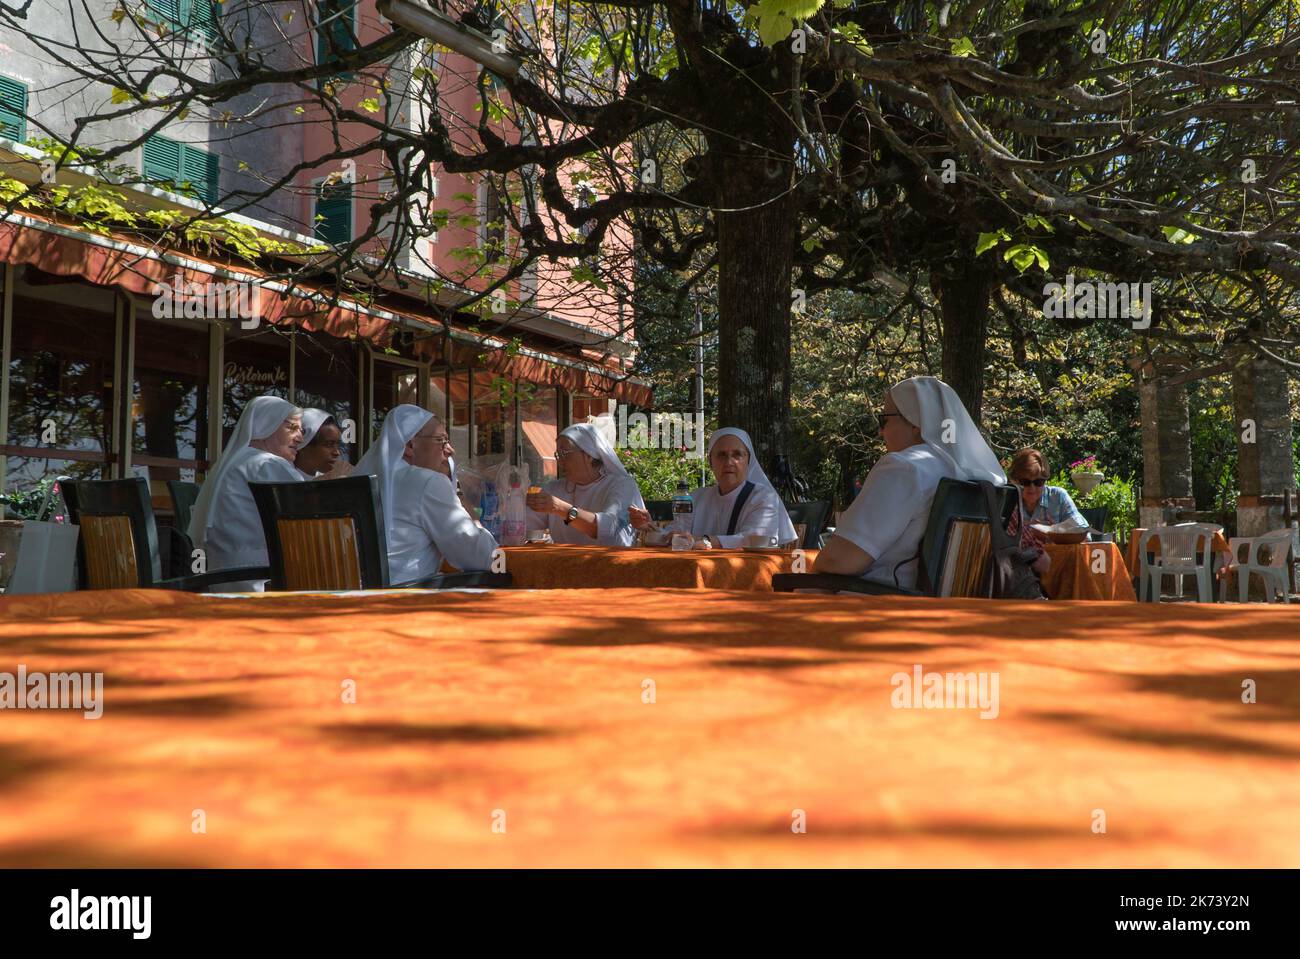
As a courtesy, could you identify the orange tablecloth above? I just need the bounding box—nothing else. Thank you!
[2,587,1299,867]
[1042,542,1136,601]
[499,544,813,590]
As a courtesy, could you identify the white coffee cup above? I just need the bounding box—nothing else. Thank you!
[743,534,778,548]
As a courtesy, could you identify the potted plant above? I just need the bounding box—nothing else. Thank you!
[1069,455,1105,495]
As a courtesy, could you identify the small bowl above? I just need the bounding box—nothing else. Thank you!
[1046,531,1088,545]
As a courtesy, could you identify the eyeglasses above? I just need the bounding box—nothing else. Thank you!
[416,433,452,447]
[1017,477,1047,488]
[555,448,579,459]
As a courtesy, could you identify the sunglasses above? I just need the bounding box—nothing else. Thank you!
[1017,477,1047,488]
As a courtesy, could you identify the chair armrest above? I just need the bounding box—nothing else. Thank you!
[157,566,271,591]
[394,571,514,590]
[771,573,922,596]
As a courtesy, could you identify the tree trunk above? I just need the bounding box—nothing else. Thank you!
[930,260,995,426]
[712,136,795,472]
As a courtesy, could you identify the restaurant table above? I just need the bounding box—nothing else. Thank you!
[497,543,813,591]
[1041,541,1136,601]
[2,587,1298,867]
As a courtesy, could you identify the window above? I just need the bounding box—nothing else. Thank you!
[132,316,210,481]
[577,185,599,268]
[145,0,220,44]
[469,370,515,472]
[294,331,361,465]
[222,328,290,447]
[4,268,117,491]
[316,1,358,78]
[315,181,353,246]
[482,178,507,264]
[0,75,27,143]
[142,135,220,206]
[519,386,558,484]
[370,358,420,442]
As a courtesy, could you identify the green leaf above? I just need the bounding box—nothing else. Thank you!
[358,98,381,113]
[1022,214,1054,233]
[110,88,131,104]
[294,106,305,115]
[1161,225,1197,244]
[975,229,1009,255]
[1003,243,1050,273]
[756,12,795,47]
[951,37,977,57]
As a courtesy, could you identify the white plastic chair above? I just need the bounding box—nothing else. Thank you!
[1220,529,1293,603]
[1139,524,1217,603]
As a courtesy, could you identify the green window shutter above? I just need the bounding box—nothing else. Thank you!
[0,76,27,143]
[147,0,182,29]
[187,0,219,43]
[142,135,182,187]
[317,1,357,79]
[315,183,352,246]
[181,145,219,205]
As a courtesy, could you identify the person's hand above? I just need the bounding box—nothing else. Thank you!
[526,491,565,515]
[321,459,353,479]
[1031,550,1051,575]
[628,505,654,531]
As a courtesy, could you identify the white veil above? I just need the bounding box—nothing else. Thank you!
[889,376,1006,484]
[560,423,647,509]
[353,404,436,540]
[299,408,333,447]
[707,427,799,544]
[189,395,300,543]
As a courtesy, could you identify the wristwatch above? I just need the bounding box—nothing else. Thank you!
[564,505,580,525]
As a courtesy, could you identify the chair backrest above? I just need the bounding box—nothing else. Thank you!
[63,479,161,589]
[916,478,1018,596]
[1148,523,1214,564]
[784,500,831,549]
[1255,529,1293,568]
[937,519,993,598]
[1080,506,1108,532]
[250,476,389,591]
[167,481,201,534]
[645,500,673,522]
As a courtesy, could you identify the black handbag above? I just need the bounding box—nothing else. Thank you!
[978,481,1047,601]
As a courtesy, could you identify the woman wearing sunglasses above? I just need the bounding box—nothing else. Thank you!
[1006,448,1088,576]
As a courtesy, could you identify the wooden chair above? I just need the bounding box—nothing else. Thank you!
[771,478,1017,597]
[62,478,269,591]
[784,499,831,549]
[249,475,512,591]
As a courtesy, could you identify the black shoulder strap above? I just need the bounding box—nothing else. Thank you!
[726,481,757,536]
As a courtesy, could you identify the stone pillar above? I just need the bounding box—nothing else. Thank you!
[1233,355,1294,537]
[1139,373,1194,529]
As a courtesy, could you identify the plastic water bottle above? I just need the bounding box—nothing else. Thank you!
[671,479,694,548]
[481,481,501,540]
[501,470,527,546]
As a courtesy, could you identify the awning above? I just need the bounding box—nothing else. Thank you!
[0,216,394,344]
[0,214,653,405]
[520,418,558,479]
[442,339,651,407]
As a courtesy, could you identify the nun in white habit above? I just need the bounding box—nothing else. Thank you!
[188,394,304,591]
[630,427,798,548]
[815,375,1005,590]
[525,422,645,547]
[353,404,497,582]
